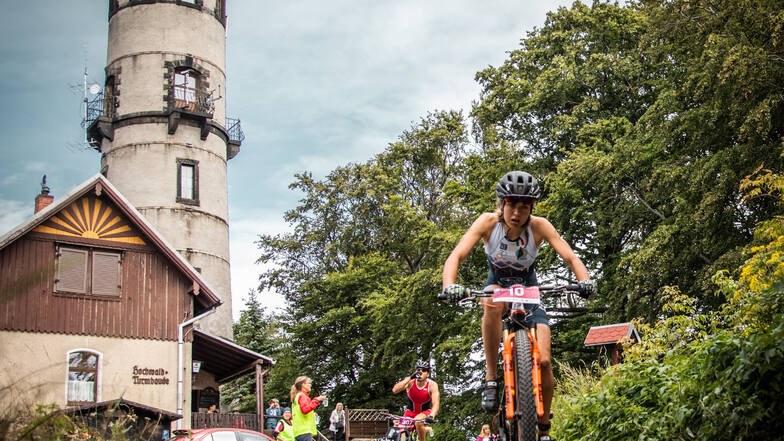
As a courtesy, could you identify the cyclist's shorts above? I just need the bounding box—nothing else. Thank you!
[522,304,550,327]
[484,258,538,288]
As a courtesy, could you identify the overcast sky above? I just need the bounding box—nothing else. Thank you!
[0,0,573,320]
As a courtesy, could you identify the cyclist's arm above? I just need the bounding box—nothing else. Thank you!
[429,381,440,418]
[537,217,589,281]
[443,213,496,287]
[392,377,413,394]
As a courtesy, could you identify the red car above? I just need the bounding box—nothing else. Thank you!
[170,428,275,441]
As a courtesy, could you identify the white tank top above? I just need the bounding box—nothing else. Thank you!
[484,222,538,273]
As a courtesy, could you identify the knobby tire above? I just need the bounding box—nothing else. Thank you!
[515,329,537,441]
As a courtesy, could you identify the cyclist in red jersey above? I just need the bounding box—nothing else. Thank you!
[392,362,439,440]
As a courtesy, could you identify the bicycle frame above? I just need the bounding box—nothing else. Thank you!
[440,283,583,441]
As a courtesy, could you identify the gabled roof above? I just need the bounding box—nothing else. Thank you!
[584,322,640,346]
[0,174,221,308]
[192,328,274,383]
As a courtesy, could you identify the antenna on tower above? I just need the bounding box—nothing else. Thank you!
[68,44,103,151]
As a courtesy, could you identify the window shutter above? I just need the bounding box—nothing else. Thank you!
[56,248,87,293]
[92,251,121,296]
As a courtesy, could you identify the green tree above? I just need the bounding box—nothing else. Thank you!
[222,290,286,412]
[256,111,482,421]
[471,0,784,322]
[247,0,784,436]
[555,168,784,441]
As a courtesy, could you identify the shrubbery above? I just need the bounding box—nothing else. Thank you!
[0,403,159,441]
[553,175,784,440]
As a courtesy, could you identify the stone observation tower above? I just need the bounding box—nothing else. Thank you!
[88,0,242,338]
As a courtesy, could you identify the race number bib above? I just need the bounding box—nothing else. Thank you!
[492,285,540,304]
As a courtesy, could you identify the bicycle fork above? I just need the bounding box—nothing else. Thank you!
[502,329,516,420]
[530,327,544,418]
[502,327,545,421]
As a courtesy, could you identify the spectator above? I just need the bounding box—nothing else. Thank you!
[477,424,495,441]
[206,404,218,414]
[266,398,282,430]
[275,408,294,441]
[329,402,346,441]
[291,376,326,441]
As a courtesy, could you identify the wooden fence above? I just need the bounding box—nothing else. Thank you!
[346,409,389,440]
[190,410,386,440]
[191,412,261,431]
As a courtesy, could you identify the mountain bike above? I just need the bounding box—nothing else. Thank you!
[382,413,435,441]
[439,283,586,441]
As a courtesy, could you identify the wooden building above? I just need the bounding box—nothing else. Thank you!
[0,175,272,431]
[584,322,641,365]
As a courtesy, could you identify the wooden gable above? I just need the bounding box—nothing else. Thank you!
[0,175,221,340]
[33,194,145,245]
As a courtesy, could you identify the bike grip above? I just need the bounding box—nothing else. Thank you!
[437,292,448,301]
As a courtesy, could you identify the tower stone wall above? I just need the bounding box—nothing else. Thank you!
[92,0,236,338]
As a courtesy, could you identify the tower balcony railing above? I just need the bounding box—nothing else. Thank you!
[226,117,245,144]
[83,93,116,128]
[172,87,216,115]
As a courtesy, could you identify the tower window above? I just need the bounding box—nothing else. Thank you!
[104,76,117,118]
[67,350,100,405]
[174,68,198,111]
[177,158,200,206]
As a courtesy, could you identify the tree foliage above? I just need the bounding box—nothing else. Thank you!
[554,173,784,440]
[473,0,784,321]
[256,111,487,424]
[248,0,784,437]
[222,290,287,412]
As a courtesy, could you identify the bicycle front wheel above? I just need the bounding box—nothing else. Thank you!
[515,329,537,441]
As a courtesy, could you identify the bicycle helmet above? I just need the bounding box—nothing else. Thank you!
[415,361,431,371]
[495,171,541,199]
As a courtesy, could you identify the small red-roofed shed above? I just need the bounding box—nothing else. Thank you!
[584,323,641,365]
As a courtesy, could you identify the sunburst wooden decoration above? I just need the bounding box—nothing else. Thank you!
[34,195,145,245]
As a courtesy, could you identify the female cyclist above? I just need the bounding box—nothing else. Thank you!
[442,170,594,441]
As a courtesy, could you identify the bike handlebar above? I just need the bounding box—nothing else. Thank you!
[385,414,435,425]
[437,284,585,301]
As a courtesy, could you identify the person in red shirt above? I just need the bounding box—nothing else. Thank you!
[291,376,326,441]
[392,362,440,441]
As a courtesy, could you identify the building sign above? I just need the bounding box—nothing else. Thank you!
[132,365,170,385]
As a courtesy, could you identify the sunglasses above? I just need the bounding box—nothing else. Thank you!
[504,196,535,205]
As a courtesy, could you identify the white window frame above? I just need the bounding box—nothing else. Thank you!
[174,68,198,108]
[65,349,102,406]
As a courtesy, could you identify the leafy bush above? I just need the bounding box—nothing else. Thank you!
[1,402,162,441]
[553,187,784,440]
